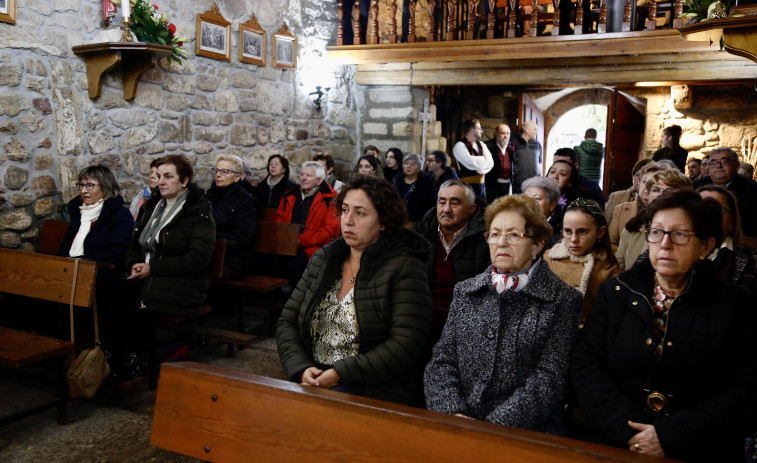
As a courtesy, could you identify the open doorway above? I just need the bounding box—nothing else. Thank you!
[546,104,608,185]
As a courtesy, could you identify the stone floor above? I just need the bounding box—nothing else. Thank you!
[0,325,285,463]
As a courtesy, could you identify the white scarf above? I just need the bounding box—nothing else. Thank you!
[547,240,595,296]
[491,260,538,294]
[69,199,104,257]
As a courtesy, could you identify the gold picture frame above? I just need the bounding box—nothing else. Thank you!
[196,3,230,62]
[239,13,265,66]
[273,22,297,70]
[0,0,17,25]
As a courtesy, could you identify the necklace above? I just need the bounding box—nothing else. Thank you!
[347,258,356,284]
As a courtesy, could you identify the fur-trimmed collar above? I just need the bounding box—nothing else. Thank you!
[547,240,594,296]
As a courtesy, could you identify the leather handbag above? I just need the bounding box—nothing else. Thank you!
[66,258,111,398]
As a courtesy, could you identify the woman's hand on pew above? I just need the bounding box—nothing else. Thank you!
[627,421,664,457]
[300,367,340,389]
[301,367,323,386]
[127,263,151,279]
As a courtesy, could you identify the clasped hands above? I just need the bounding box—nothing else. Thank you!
[301,366,340,389]
[127,263,151,279]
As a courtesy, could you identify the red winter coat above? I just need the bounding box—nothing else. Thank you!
[274,181,341,258]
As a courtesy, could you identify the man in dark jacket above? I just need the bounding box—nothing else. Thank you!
[485,123,515,203]
[414,180,490,314]
[511,121,542,194]
[574,128,603,183]
[425,150,458,189]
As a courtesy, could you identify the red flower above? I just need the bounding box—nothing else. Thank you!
[178,42,183,47]
[152,4,158,9]
[168,23,176,34]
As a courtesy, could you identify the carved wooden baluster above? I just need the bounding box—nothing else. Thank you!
[575,0,584,34]
[389,0,399,42]
[551,0,560,35]
[507,0,517,37]
[529,0,538,37]
[465,0,477,39]
[337,0,344,45]
[368,0,379,44]
[598,0,607,32]
[351,0,362,44]
[407,0,417,42]
[487,0,496,38]
[427,0,436,41]
[622,0,632,31]
[673,0,683,27]
[447,0,456,41]
[646,0,657,30]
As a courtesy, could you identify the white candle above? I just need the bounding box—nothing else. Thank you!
[122,0,129,21]
[742,138,746,156]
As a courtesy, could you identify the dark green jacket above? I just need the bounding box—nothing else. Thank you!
[574,139,604,182]
[413,198,491,287]
[276,229,432,406]
[127,182,216,316]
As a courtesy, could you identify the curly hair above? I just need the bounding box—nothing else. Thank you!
[335,175,408,234]
[484,195,553,257]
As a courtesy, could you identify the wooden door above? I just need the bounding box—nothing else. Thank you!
[518,93,546,175]
[605,90,644,195]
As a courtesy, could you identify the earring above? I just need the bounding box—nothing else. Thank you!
[531,255,537,261]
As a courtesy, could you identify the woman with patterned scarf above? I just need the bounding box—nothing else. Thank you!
[424,194,582,434]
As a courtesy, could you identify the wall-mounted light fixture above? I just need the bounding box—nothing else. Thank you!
[309,86,330,111]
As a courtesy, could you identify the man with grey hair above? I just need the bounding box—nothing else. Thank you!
[274,160,340,283]
[414,179,490,322]
[511,120,543,194]
[699,147,757,240]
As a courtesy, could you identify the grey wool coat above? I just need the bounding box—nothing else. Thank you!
[424,260,582,434]
[276,229,433,406]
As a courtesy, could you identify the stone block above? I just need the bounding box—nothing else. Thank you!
[368,107,413,119]
[197,74,220,92]
[230,125,257,146]
[0,120,17,134]
[21,228,39,240]
[704,119,719,132]
[368,87,413,104]
[215,90,240,112]
[123,127,157,148]
[0,232,21,248]
[59,157,78,201]
[166,94,189,112]
[326,104,357,127]
[193,112,219,126]
[38,137,52,148]
[53,0,79,11]
[288,146,312,167]
[135,84,164,110]
[93,91,129,110]
[19,113,47,132]
[487,95,506,118]
[680,134,705,151]
[0,94,31,116]
[90,154,121,172]
[360,122,385,136]
[257,127,269,145]
[286,126,296,141]
[309,121,332,138]
[87,130,115,155]
[158,120,180,142]
[120,179,142,204]
[5,166,28,190]
[194,128,226,143]
[4,139,30,162]
[26,0,52,15]
[34,198,54,217]
[163,75,194,94]
[220,114,233,125]
[34,152,55,170]
[190,95,213,110]
[0,210,32,230]
[270,121,286,144]
[193,142,214,154]
[10,194,34,207]
[325,143,356,162]
[87,113,107,131]
[238,90,256,112]
[719,125,757,149]
[147,142,165,154]
[229,71,256,89]
[31,174,57,196]
[52,88,83,155]
[671,85,692,109]
[137,156,153,175]
[0,65,21,86]
[251,80,294,116]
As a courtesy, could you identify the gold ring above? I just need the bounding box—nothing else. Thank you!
[634,443,640,450]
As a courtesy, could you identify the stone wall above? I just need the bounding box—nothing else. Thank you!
[0,0,367,250]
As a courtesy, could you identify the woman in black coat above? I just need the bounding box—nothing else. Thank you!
[572,189,757,462]
[254,154,297,215]
[206,154,256,278]
[393,153,436,223]
[652,125,688,172]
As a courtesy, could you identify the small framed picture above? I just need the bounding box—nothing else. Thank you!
[239,13,265,66]
[273,23,297,70]
[196,4,230,61]
[0,0,17,25]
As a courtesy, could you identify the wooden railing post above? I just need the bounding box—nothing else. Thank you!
[551,0,560,35]
[427,0,437,41]
[389,0,399,42]
[622,0,632,31]
[408,0,417,42]
[673,0,683,27]
[368,0,379,44]
[529,0,539,36]
[337,0,344,44]
[447,0,456,40]
[507,0,517,37]
[598,0,607,33]
[575,0,584,34]
[351,0,362,44]
[646,0,657,30]
[465,0,478,39]
[487,0,496,38]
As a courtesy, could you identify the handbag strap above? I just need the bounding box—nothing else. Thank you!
[69,258,80,344]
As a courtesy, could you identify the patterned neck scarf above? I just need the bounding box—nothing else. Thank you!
[491,260,538,294]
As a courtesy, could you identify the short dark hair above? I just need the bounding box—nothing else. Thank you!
[363,145,380,155]
[644,189,721,245]
[585,128,597,139]
[78,164,120,199]
[385,148,403,163]
[463,119,480,134]
[313,153,335,171]
[710,147,739,162]
[687,157,702,166]
[357,155,379,173]
[632,158,653,177]
[267,154,291,179]
[430,150,448,168]
[554,147,578,165]
[548,159,580,194]
[663,125,683,146]
[335,175,408,235]
[156,155,193,183]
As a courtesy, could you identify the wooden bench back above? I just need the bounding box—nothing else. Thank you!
[260,208,277,221]
[250,221,299,257]
[0,248,97,308]
[39,220,70,255]
[152,362,678,463]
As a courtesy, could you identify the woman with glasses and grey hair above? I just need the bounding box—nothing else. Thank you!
[425,195,582,434]
[572,189,757,461]
[393,153,436,223]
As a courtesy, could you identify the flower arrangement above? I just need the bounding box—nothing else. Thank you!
[128,0,189,64]
[681,0,732,24]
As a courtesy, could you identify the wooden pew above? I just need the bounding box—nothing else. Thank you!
[39,220,70,255]
[152,362,679,463]
[0,248,98,425]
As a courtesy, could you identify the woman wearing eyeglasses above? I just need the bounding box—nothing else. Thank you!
[544,198,621,326]
[205,154,256,278]
[425,195,582,434]
[572,189,757,461]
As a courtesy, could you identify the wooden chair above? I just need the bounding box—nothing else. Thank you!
[39,220,70,255]
[260,208,278,221]
[0,249,98,425]
[224,221,300,334]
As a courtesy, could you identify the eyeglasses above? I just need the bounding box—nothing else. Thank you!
[77,183,100,191]
[562,228,591,239]
[708,159,732,168]
[643,228,695,245]
[648,186,670,197]
[484,230,531,245]
[212,168,239,176]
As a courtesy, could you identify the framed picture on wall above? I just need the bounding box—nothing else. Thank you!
[0,0,17,25]
[273,23,297,69]
[239,13,265,66]
[196,3,230,61]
